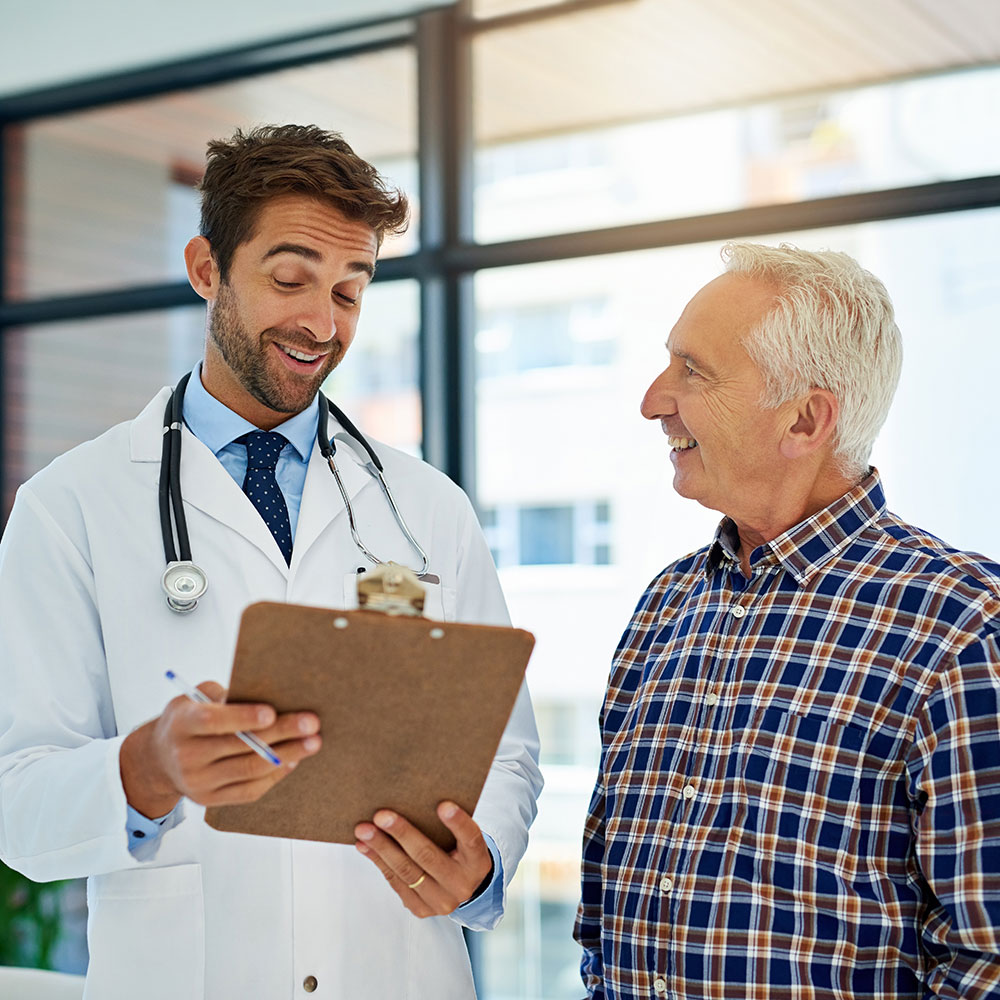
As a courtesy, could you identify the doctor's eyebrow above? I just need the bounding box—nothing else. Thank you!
[262,243,375,280]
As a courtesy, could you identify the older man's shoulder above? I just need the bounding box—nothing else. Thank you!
[874,510,1000,605]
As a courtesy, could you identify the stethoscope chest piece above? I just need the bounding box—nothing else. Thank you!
[162,560,209,613]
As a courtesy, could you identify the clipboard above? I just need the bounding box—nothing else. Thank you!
[205,572,534,850]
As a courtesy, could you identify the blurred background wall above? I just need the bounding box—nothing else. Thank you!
[2,2,999,997]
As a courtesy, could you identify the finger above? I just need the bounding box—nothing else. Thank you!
[180,735,321,804]
[172,698,278,737]
[353,839,437,918]
[354,821,429,887]
[250,711,321,743]
[196,681,226,702]
[368,811,454,884]
[181,729,322,768]
[437,801,487,856]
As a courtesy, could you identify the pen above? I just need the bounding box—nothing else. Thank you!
[165,669,282,766]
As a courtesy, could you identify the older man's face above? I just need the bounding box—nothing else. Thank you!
[640,272,790,522]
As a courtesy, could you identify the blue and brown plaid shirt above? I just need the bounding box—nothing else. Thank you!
[576,470,1000,999]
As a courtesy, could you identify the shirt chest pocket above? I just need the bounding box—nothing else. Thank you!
[736,706,911,883]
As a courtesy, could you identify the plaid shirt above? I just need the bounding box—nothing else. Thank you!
[575,471,1000,999]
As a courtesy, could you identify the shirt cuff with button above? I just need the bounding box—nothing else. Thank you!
[126,803,181,859]
[453,833,505,930]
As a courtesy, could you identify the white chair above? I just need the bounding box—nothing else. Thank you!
[0,966,85,999]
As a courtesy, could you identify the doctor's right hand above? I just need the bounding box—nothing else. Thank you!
[119,681,321,820]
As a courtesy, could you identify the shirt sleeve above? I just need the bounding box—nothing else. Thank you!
[575,775,607,998]
[452,834,505,930]
[907,630,1000,999]
[126,804,183,860]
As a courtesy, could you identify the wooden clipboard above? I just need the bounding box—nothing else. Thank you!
[204,595,534,850]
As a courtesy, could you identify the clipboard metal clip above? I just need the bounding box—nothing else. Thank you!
[357,562,426,617]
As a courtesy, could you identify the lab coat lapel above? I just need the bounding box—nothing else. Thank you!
[130,386,290,575]
[293,410,372,560]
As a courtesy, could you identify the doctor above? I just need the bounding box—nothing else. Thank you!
[0,124,542,999]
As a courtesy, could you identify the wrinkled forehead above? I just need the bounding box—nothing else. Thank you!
[668,273,779,359]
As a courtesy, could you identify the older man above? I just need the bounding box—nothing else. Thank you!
[575,243,1000,999]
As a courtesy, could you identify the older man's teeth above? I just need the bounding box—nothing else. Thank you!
[280,345,321,363]
[668,436,698,450]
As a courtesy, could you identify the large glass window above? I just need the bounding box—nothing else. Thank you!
[4,47,417,302]
[474,1,1000,242]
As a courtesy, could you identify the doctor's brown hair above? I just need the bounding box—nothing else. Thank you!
[198,123,409,282]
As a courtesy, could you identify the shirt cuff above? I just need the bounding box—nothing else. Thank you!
[126,803,176,856]
[453,833,505,929]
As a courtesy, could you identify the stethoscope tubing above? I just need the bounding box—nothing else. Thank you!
[159,375,429,612]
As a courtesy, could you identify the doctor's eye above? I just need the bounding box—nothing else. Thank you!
[334,291,359,307]
[274,279,303,289]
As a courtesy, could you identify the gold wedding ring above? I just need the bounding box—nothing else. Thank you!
[407,873,427,890]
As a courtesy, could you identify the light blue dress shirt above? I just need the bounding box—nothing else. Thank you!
[126,367,503,916]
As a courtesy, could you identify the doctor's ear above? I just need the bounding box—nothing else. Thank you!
[184,237,220,301]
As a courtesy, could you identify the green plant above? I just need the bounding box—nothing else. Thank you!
[0,861,66,969]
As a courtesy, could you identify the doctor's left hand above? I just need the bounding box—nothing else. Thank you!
[354,802,493,918]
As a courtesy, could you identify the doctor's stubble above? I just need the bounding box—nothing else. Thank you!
[207,278,345,417]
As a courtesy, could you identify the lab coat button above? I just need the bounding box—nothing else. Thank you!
[303,975,318,992]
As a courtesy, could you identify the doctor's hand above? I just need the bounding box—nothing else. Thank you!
[120,681,322,819]
[354,802,494,918]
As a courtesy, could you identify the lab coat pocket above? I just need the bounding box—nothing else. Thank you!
[85,863,205,1000]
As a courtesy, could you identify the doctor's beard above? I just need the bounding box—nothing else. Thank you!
[208,280,344,416]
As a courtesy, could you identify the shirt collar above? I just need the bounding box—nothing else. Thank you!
[705,469,887,585]
[181,363,319,462]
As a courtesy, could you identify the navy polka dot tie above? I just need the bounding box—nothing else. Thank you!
[239,431,293,565]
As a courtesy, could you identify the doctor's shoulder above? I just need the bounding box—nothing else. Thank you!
[8,416,140,534]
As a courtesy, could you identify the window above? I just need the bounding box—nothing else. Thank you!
[481,501,612,567]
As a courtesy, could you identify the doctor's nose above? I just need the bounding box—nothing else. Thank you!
[640,368,676,421]
[295,293,337,344]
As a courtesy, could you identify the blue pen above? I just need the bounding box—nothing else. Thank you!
[165,669,281,766]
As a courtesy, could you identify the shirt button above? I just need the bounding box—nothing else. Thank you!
[683,784,696,800]
[654,978,668,995]
[705,692,719,707]
[731,604,746,619]
[303,976,318,993]
[659,875,673,893]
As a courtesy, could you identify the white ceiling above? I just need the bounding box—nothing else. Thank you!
[473,0,1000,141]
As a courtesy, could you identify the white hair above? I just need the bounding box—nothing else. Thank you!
[722,241,903,480]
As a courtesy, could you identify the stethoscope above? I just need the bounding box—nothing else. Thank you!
[159,370,430,613]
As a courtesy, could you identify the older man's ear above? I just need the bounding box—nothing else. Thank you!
[780,388,839,461]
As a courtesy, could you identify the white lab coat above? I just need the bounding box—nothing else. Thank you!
[0,387,542,1000]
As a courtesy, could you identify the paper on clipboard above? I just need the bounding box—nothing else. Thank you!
[204,593,534,850]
